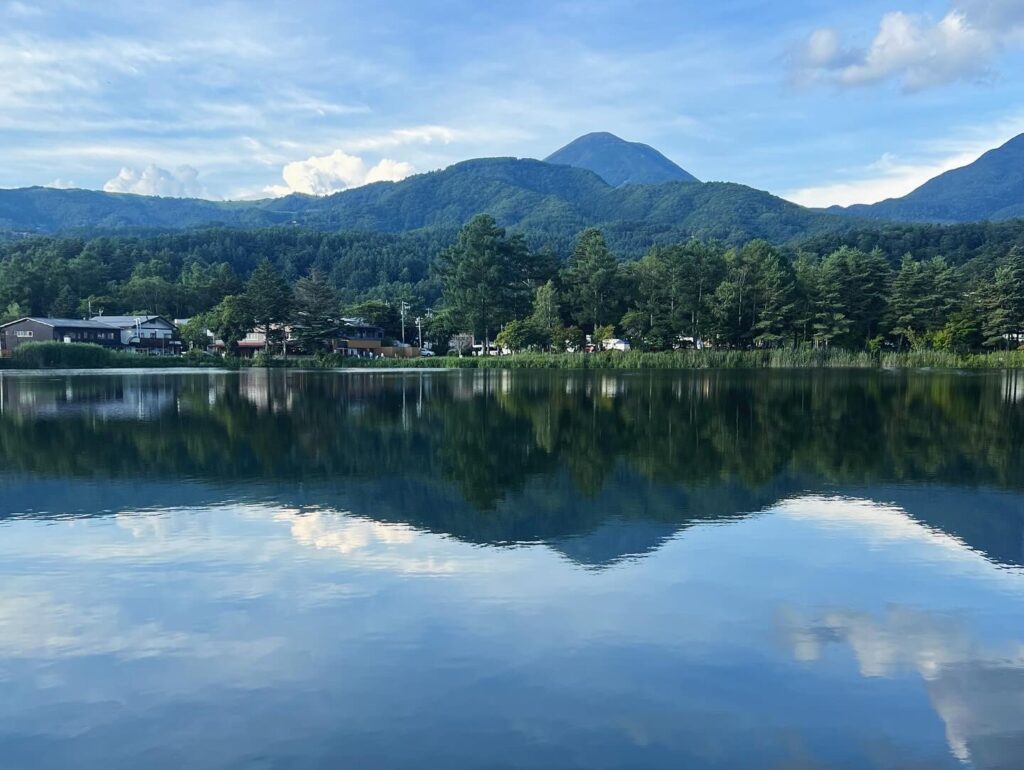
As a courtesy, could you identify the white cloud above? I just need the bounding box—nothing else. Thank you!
[103,164,210,198]
[264,149,414,197]
[345,125,458,152]
[45,178,77,190]
[795,1,1024,90]
[784,150,982,207]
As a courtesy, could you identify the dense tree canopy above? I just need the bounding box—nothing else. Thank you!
[2,213,1024,356]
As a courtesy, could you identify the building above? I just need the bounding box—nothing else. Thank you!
[336,319,385,355]
[91,315,179,353]
[0,317,121,355]
[236,327,293,357]
[603,338,632,352]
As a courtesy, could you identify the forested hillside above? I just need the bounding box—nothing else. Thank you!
[0,158,847,247]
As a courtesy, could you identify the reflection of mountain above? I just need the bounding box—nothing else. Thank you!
[4,471,1023,572]
[1,369,1023,569]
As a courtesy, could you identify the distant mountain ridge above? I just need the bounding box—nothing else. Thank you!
[5,130,1024,244]
[0,155,846,249]
[832,133,1024,223]
[544,131,699,187]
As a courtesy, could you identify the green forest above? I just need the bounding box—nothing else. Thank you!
[1,214,1024,355]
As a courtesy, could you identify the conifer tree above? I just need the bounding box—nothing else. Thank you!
[980,248,1024,349]
[564,228,620,330]
[245,259,293,354]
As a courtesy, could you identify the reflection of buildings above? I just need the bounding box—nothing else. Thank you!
[237,368,296,412]
[1003,370,1024,404]
[0,374,176,420]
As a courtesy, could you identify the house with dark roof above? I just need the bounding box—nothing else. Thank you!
[90,315,179,353]
[0,318,121,355]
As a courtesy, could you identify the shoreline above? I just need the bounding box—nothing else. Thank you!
[3,347,1024,371]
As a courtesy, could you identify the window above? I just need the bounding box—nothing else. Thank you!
[15,330,32,338]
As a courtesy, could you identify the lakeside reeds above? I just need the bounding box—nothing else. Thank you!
[4,342,1024,370]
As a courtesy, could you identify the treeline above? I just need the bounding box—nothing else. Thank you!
[2,217,1024,355]
[0,227,451,322]
[440,215,1024,353]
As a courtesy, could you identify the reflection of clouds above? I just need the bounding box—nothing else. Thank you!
[0,587,282,662]
[929,661,1024,767]
[781,495,1024,588]
[782,606,1024,769]
[783,495,973,553]
[783,605,986,678]
[276,509,460,575]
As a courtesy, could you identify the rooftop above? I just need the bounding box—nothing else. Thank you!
[90,315,170,327]
[0,317,119,330]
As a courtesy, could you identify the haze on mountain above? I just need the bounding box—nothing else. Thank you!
[832,133,1024,224]
[544,131,699,187]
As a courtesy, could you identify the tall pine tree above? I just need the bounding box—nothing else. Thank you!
[245,259,293,354]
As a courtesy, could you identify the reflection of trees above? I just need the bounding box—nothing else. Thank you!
[1,368,1023,533]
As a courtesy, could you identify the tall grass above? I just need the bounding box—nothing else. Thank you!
[0,342,226,369]
[330,349,1024,370]
[4,343,1024,371]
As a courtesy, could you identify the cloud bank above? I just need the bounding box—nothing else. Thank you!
[103,164,208,198]
[264,149,414,197]
[795,1,1024,90]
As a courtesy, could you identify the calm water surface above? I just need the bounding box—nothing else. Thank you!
[1,368,1023,769]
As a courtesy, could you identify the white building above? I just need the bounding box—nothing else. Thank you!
[603,338,631,352]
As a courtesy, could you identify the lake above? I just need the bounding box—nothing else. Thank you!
[1,368,1023,769]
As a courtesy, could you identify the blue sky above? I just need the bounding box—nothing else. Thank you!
[2,0,1024,206]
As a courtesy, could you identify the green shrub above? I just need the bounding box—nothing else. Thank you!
[10,342,115,368]
[3,342,231,369]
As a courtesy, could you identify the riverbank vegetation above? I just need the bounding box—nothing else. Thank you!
[0,342,225,369]
[6,343,1024,371]
[2,215,1023,365]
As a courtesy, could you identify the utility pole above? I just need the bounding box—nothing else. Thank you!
[416,316,423,349]
[400,300,410,343]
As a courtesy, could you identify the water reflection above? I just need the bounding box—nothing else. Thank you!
[2,368,1023,568]
[0,370,1022,768]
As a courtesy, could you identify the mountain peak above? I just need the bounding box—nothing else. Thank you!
[544,132,699,187]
